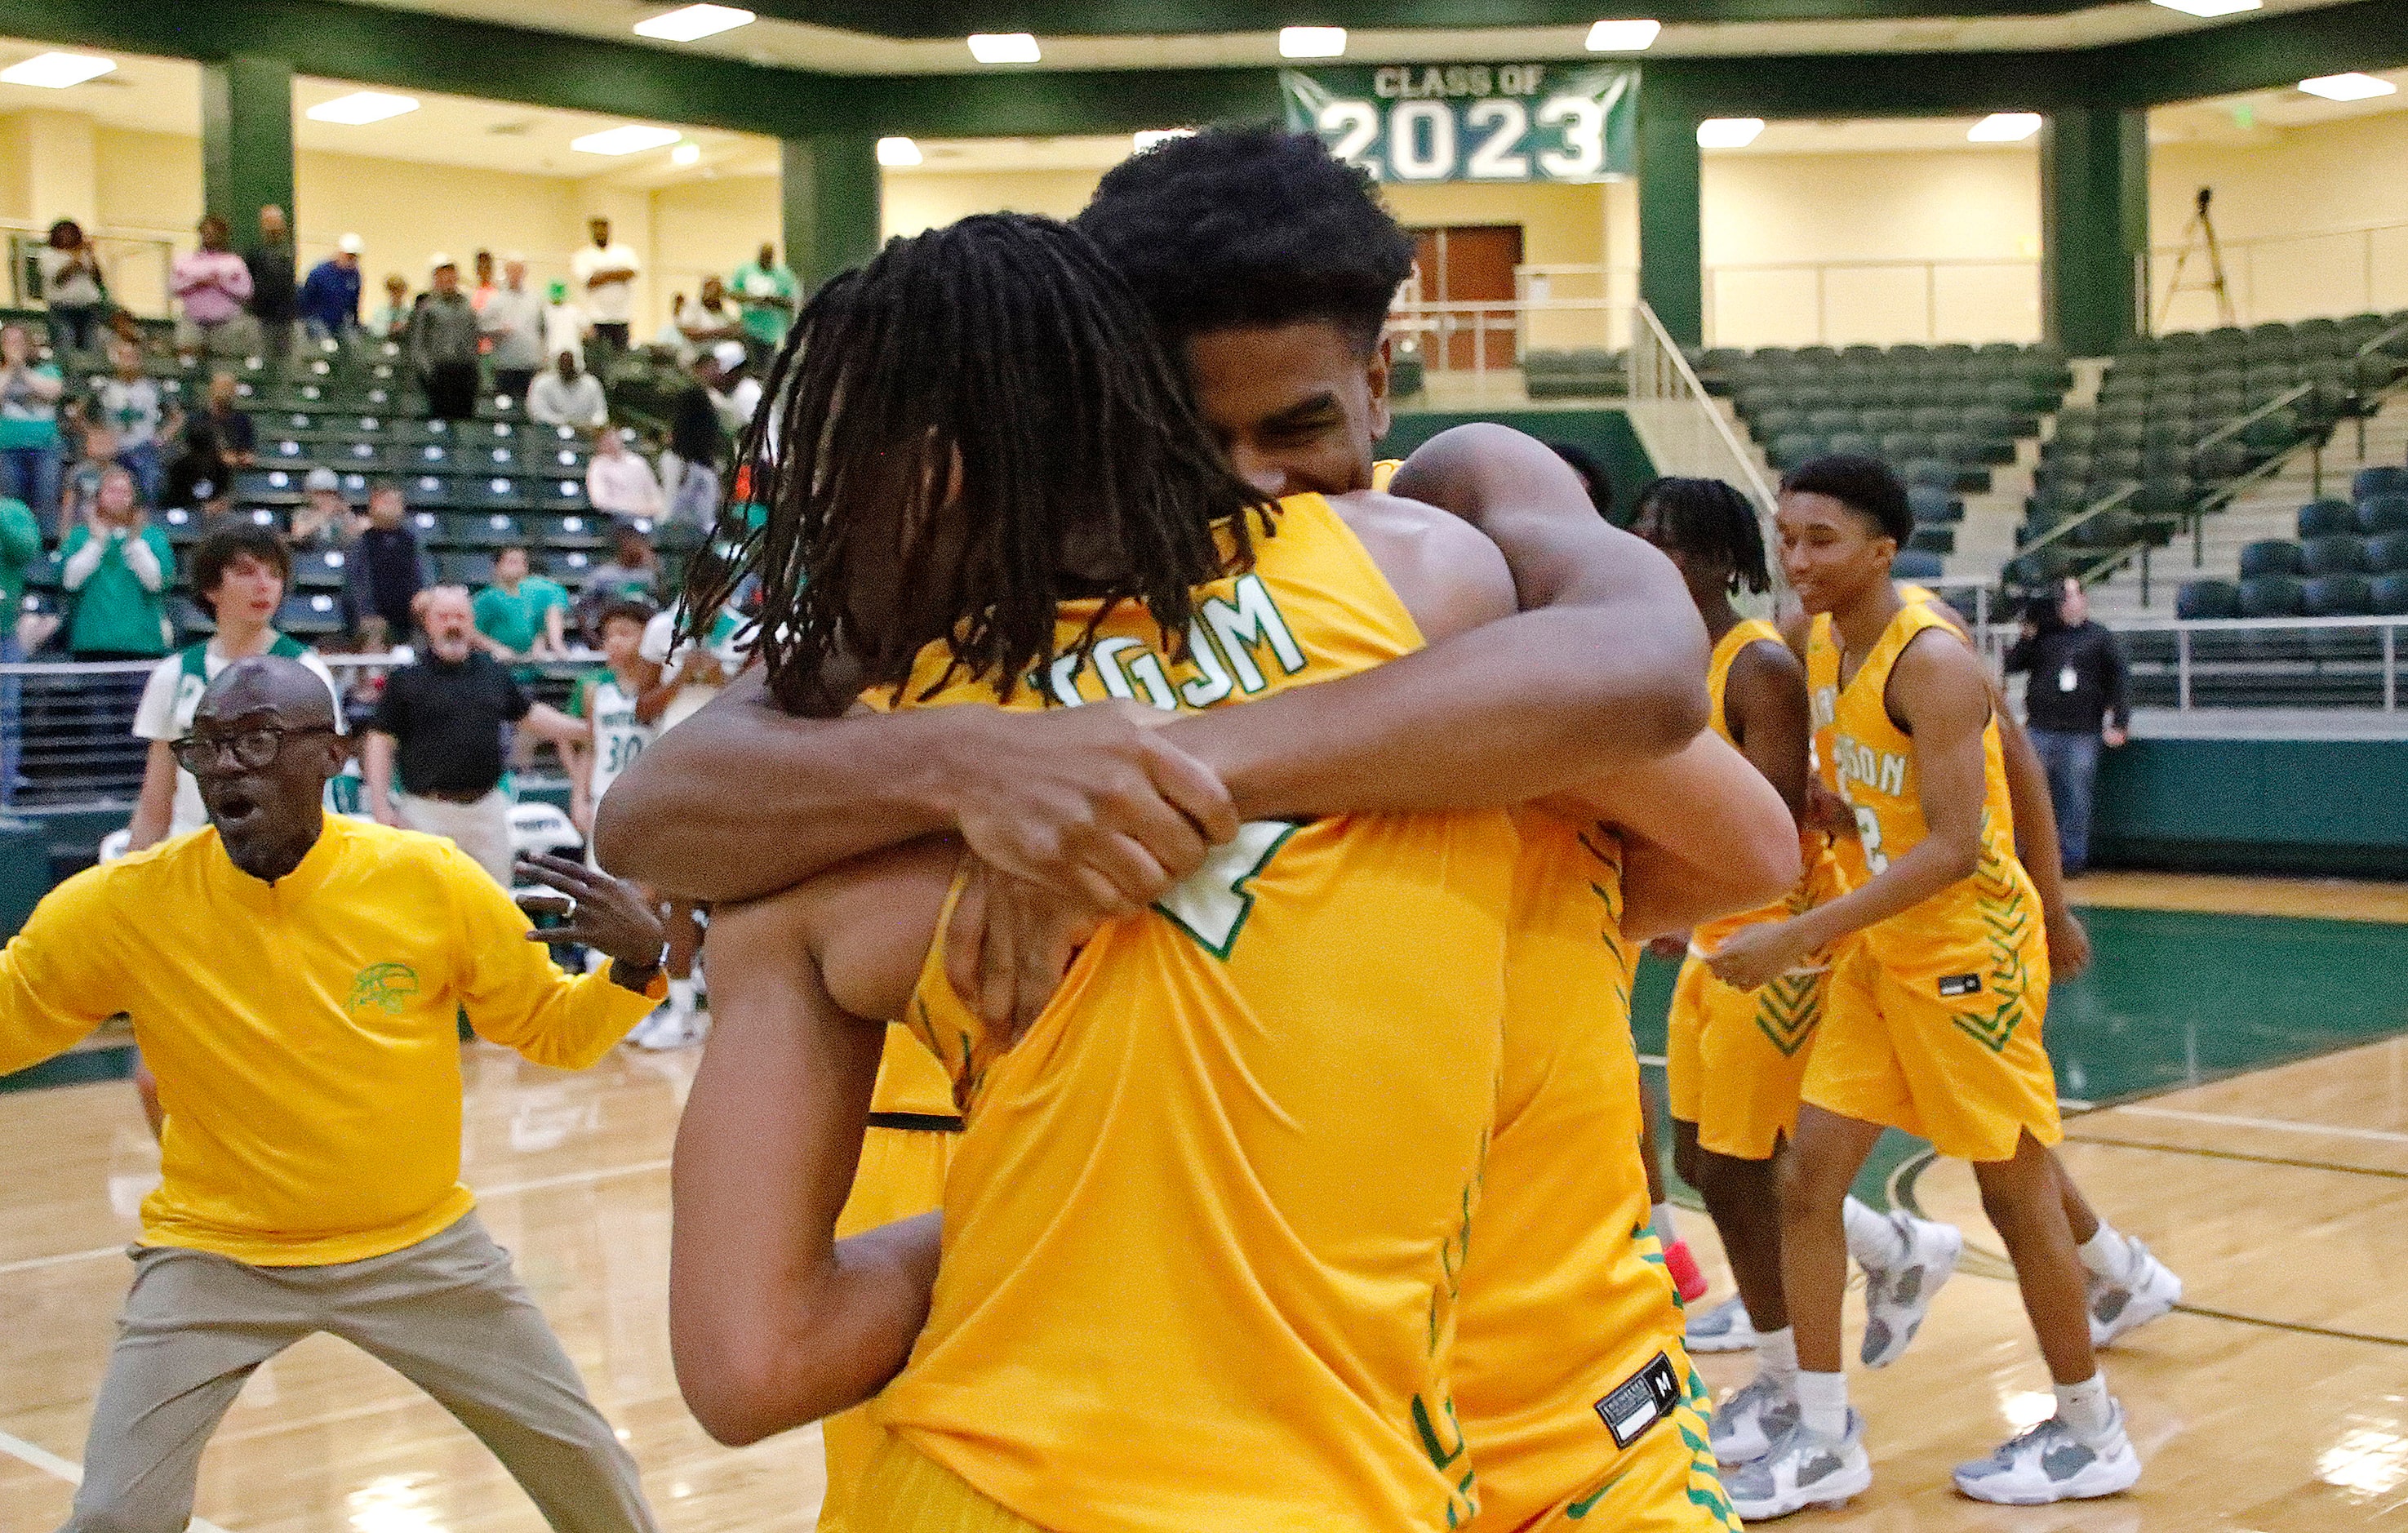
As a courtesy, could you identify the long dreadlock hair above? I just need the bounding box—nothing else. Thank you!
[682,213,1268,715]
[1632,476,1771,596]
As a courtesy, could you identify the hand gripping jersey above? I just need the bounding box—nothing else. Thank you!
[866,494,1521,1533]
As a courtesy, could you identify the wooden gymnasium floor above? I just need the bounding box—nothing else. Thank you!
[4,873,2406,1532]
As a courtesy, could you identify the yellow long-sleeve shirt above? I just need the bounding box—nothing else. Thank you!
[0,815,663,1265]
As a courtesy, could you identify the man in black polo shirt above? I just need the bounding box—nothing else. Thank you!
[2006,576,2131,876]
[362,585,585,883]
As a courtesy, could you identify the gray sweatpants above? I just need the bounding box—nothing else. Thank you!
[64,1212,658,1533]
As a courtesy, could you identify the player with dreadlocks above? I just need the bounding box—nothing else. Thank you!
[665,212,1797,1532]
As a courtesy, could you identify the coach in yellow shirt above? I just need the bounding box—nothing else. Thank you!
[0,655,669,1533]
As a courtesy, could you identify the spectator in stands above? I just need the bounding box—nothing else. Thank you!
[197,371,256,467]
[245,205,300,361]
[575,522,660,638]
[526,351,608,432]
[60,465,172,662]
[0,488,38,806]
[543,279,589,371]
[298,233,365,346]
[127,524,343,850]
[571,217,641,358]
[584,427,661,521]
[730,242,796,355]
[288,466,358,552]
[2006,578,2130,878]
[94,340,167,506]
[678,276,745,353]
[362,584,586,883]
[171,216,256,362]
[40,220,109,358]
[344,482,435,649]
[371,273,414,343]
[473,544,570,663]
[707,340,762,433]
[410,256,482,422]
[481,255,544,400]
[0,324,65,540]
[162,422,233,519]
[63,421,120,529]
[470,249,498,313]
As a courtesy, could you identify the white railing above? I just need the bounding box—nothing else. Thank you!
[2112,613,2405,713]
[1704,257,2043,349]
[5,222,180,321]
[2149,217,2408,334]
[1625,300,1778,515]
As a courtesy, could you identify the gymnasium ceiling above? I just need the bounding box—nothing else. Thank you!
[334,0,2364,75]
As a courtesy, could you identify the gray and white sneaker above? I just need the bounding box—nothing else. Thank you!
[1859,1211,1963,1367]
[1709,1370,1798,1466]
[1953,1406,2141,1504]
[1725,1411,1873,1522]
[628,1006,708,1051]
[1686,1294,1769,1353]
[2089,1239,2183,1348]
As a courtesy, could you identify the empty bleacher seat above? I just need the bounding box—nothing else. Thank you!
[278,592,346,637]
[1908,486,1961,524]
[2175,579,2240,620]
[2371,575,2408,616]
[2300,535,2366,576]
[2298,499,2357,538]
[2237,575,2306,618]
[460,513,526,549]
[2301,575,2374,618]
[2352,466,2408,501]
[292,548,347,590]
[2359,495,2408,535]
[440,551,497,586]
[2365,533,2408,575]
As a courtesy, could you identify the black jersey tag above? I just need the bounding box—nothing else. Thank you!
[1594,1352,1682,1449]
[1938,973,1984,998]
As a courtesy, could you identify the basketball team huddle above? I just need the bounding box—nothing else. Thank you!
[0,125,2179,1533]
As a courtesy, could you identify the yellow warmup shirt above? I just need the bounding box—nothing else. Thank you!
[1456,813,1729,1532]
[869,495,1520,1533]
[0,816,662,1265]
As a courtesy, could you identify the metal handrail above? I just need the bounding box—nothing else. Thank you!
[1628,300,1779,513]
[2108,613,2405,712]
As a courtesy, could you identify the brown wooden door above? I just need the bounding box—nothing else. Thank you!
[1411,224,1523,370]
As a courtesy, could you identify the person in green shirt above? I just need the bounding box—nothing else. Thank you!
[730,243,797,353]
[60,465,175,660]
[472,544,570,664]
[0,491,40,805]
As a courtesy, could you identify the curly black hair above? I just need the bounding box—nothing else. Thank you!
[1781,454,1913,547]
[1074,125,1413,358]
[686,213,1268,714]
[1633,477,1769,595]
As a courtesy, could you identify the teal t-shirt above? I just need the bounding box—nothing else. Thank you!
[61,523,175,655]
[473,576,570,653]
[0,496,38,613]
[0,363,63,450]
[731,262,797,346]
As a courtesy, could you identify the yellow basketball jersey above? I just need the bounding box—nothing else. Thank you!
[866,1022,958,1118]
[1806,584,1961,891]
[871,495,1521,1533]
[1827,601,2034,986]
[1694,620,1821,953]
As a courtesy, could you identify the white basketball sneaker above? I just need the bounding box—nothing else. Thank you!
[1685,1294,1770,1353]
[1859,1210,1963,1367]
[1708,1371,1798,1466]
[1953,1406,2142,1504]
[1725,1410,1873,1521]
[2090,1238,2184,1348]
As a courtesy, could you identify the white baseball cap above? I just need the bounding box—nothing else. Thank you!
[711,340,747,371]
[336,233,363,255]
[429,251,456,271]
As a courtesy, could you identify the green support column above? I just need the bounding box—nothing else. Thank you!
[782,136,882,299]
[2041,107,2148,357]
[1636,93,1704,349]
[201,56,295,239]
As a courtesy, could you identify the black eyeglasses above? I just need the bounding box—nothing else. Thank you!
[169,725,334,772]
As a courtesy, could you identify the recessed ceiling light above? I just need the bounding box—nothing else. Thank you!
[1967,111,2043,142]
[1585,20,1661,51]
[2298,72,2397,102]
[2147,0,2260,16]
[305,91,420,126]
[967,33,1042,64]
[1695,118,1765,149]
[632,4,755,42]
[1133,128,1195,153]
[0,51,116,89]
[877,136,923,167]
[670,142,703,165]
[1279,27,1348,59]
[571,124,685,156]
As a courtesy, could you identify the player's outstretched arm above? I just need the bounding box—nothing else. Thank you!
[1562,730,1803,942]
[669,884,940,1445]
[0,867,128,1075]
[1708,631,1992,989]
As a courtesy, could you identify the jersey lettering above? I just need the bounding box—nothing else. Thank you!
[1039,585,1308,709]
[1202,574,1308,693]
[1152,819,1298,959]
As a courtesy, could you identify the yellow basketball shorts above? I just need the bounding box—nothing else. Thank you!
[1517,1346,1739,1532]
[1664,953,1824,1161]
[819,1126,957,1533]
[852,1433,1050,1533]
[1802,936,2059,1164]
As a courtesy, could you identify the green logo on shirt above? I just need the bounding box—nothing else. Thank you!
[349,962,421,1015]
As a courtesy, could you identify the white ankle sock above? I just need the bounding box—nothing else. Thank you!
[1651,1201,1682,1248]
[1796,1370,1849,1440]
[2054,1372,2115,1441]
[668,977,698,1017]
[1758,1326,1799,1389]
[2077,1224,2135,1284]
[1842,1196,1906,1269]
